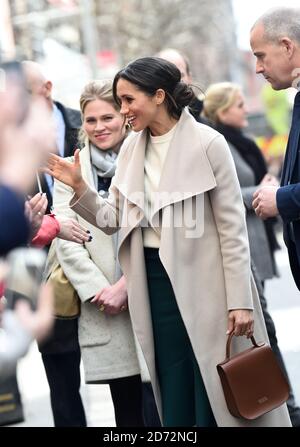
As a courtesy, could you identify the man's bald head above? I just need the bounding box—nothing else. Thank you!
[250,7,300,90]
[22,61,53,104]
[251,7,300,44]
[156,48,192,84]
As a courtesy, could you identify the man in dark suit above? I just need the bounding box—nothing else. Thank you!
[251,7,300,427]
[250,9,300,289]
[22,61,81,213]
[22,61,86,427]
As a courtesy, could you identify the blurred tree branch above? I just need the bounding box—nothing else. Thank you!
[95,0,238,87]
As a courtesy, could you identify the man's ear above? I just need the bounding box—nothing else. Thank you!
[155,89,165,105]
[280,37,295,58]
[44,80,53,98]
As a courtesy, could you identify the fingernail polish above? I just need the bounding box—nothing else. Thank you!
[86,230,91,234]
[88,236,93,242]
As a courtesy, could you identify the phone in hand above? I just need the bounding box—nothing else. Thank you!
[4,248,46,311]
[36,172,43,194]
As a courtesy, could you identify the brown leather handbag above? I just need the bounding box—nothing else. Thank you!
[217,333,289,420]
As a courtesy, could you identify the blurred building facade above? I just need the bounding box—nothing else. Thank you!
[2,0,239,89]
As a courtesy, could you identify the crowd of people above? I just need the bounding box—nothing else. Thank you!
[1,6,300,427]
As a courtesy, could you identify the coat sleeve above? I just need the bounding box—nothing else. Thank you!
[206,135,254,311]
[276,183,300,222]
[53,179,111,302]
[240,186,257,211]
[0,184,30,256]
[31,214,60,248]
[69,181,121,235]
[69,137,132,234]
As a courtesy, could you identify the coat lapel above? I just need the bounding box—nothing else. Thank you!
[286,128,300,184]
[115,109,217,250]
[115,131,148,251]
[152,109,216,220]
[116,131,147,209]
[281,93,300,185]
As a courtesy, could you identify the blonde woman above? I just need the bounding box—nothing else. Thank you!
[202,82,279,286]
[52,80,144,426]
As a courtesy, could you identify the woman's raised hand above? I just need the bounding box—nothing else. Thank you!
[43,149,84,192]
[25,192,48,237]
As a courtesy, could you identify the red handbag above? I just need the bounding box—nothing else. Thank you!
[217,333,289,420]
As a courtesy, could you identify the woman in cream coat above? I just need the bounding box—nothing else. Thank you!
[47,58,291,427]
[52,80,144,427]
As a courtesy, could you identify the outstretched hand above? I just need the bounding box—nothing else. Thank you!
[43,149,84,191]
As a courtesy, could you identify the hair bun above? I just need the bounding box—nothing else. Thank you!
[173,82,195,110]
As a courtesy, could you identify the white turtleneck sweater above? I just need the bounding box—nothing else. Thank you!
[143,124,177,248]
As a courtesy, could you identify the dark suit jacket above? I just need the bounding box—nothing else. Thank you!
[0,184,29,256]
[276,92,300,290]
[31,101,81,213]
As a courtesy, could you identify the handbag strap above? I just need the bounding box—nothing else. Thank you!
[225,333,262,360]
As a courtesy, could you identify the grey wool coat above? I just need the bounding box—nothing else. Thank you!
[70,109,291,426]
[52,144,140,383]
[227,142,276,281]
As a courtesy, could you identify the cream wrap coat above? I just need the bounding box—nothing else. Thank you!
[70,109,290,426]
[52,144,140,383]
